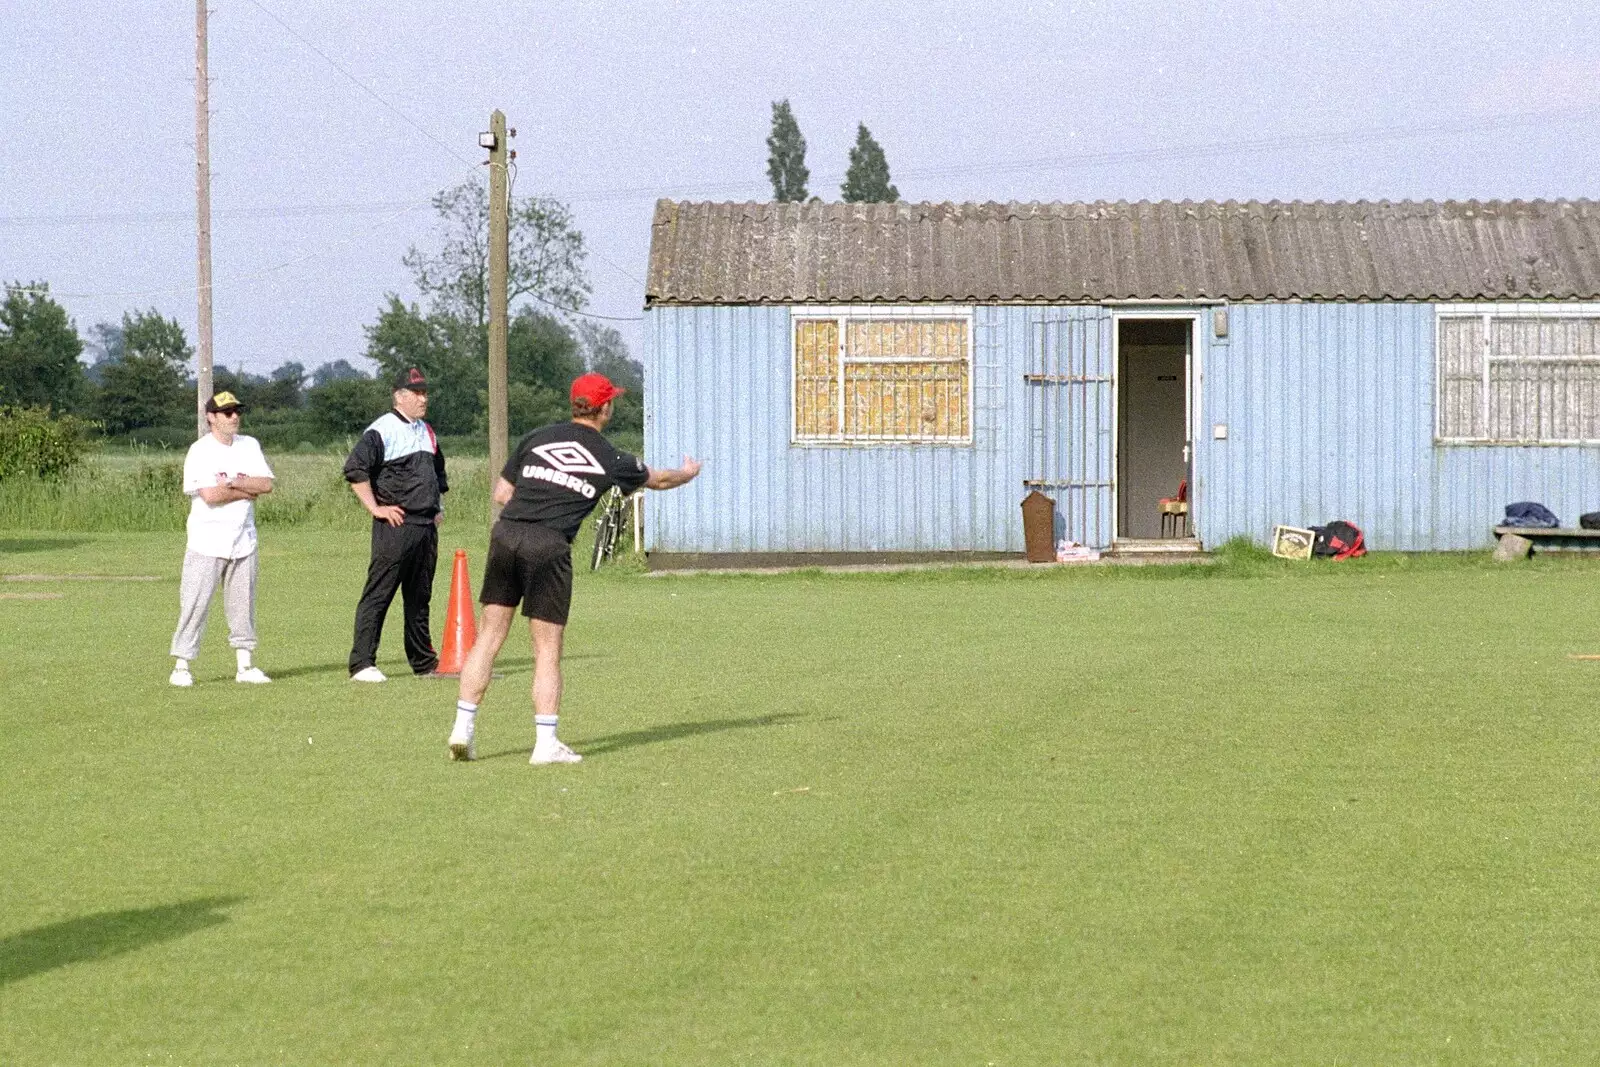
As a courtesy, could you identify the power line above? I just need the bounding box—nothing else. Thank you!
[890,106,1600,185]
[8,102,1597,230]
[0,200,429,227]
[528,292,642,322]
[6,176,465,301]
[13,103,1596,304]
[0,1,486,300]
[241,0,480,171]
[587,247,645,289]
[548,103,1600,204]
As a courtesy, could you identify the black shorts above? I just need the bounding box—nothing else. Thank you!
[480,519,573,625]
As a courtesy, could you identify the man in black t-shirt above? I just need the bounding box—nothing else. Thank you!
[447,372,702,765]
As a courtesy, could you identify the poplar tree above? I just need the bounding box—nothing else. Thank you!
[840,123,900,203]
[765,100,810,202]
[0,282,85,411]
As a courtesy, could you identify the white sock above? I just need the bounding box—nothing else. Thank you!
[174,658,189,673]
[535,714,559,746]
[454,700,478,737]
[236,649,252,671]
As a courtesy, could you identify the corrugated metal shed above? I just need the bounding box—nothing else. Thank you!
[647,199,1600,306]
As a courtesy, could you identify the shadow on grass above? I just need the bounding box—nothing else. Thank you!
[0,537,89,555]
[266,662,353,680]
[0,895,242,987]
[476,711,807,761]
[266,652,603,683]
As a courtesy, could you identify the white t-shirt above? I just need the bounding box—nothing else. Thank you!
[182,433,274,559]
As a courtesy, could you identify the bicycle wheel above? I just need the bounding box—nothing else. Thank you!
[590,491,620,571]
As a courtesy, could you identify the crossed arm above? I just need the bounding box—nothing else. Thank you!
[196,475,273,506]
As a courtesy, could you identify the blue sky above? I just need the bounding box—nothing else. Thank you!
[4,0,1598,375]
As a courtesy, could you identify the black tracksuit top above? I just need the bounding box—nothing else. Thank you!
[343,409,448,523]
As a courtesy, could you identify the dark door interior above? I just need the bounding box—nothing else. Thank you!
[1117,320,1189,539]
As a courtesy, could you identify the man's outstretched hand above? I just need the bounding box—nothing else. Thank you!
[645,456,703,491]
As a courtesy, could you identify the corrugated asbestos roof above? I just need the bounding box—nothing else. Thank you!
[646,199,1600,304]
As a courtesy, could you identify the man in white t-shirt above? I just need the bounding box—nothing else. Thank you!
[169,391,276,687]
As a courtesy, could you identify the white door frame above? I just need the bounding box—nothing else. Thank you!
[1110,310,1202,543]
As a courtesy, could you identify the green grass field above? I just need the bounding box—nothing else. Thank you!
[3,527,1600,1063]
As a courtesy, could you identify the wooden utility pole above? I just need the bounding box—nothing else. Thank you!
[194,0,214,437]
[486,109,510,520]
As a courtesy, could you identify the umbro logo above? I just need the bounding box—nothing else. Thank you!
[531,442,606,476]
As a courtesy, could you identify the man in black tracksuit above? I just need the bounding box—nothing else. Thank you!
[343,367,448,681]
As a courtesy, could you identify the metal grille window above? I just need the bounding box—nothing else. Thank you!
[792,310,972,443]
[1438,311,1600,443]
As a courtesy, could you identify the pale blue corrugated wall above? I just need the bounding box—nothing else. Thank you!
[643,305,1034,552]
[646,302,1600,554]
[1016,306,1115,547]
[1195,302,1600,550]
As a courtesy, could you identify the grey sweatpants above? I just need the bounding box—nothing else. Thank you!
[170,550,258,661]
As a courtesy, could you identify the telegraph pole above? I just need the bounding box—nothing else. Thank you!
[485,110,510,520]
[194,0,214,437]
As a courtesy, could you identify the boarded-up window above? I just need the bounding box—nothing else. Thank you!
[794,314,971,443]
[794,319,839,437]
[1439,312,1600,442]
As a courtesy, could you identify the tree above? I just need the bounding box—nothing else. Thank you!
[363,296,479,435]
[84,320,125,386]
[94,309,191,434]
[498,381,568,437]
[766,99,810,202]
[840,123,900,203]
[260,361,307,412]
[576,320,642,392]
[509,309,584,394]
[0,282,86,412]
[311,359,367,388]
[308,377,392,437]
[402,179,590,335]
[205,363,299,415]
[479,309,588,435]
[211,364,265,403]
[371,178,592,435]
[576,321,643,436]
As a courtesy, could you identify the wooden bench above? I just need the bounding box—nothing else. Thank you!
[1492,526,1600,559]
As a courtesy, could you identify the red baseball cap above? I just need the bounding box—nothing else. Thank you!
[571,372,624,407]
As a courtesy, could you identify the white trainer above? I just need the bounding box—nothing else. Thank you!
[169,666,194,687]
[235,667,272,684]
[448,733,476,762]
[530,739,582,765]
[350,666,387,683]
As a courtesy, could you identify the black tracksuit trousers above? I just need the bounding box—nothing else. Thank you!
[349,519,438,675]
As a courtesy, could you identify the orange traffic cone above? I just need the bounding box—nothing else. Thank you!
[434,549,477,677]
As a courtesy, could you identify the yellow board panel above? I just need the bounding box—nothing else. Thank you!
[843,320,969,439]
[793,319,839,437]
[795,318,969,441]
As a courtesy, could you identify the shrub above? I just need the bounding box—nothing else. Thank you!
[0,406,95,481]
[131,458,183,497]
[124,424,196,450]
[308,378,392,436]
[243,415,329,451]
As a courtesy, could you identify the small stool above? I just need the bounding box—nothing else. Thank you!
[1159,498,1189,537]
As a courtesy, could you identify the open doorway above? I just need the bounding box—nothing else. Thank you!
[1116,319,1191,540]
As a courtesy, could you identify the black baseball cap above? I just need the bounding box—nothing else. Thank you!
[393,367,429,391]
[205,391,245,413]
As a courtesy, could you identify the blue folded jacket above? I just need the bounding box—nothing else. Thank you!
[1504,501,1560,528]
